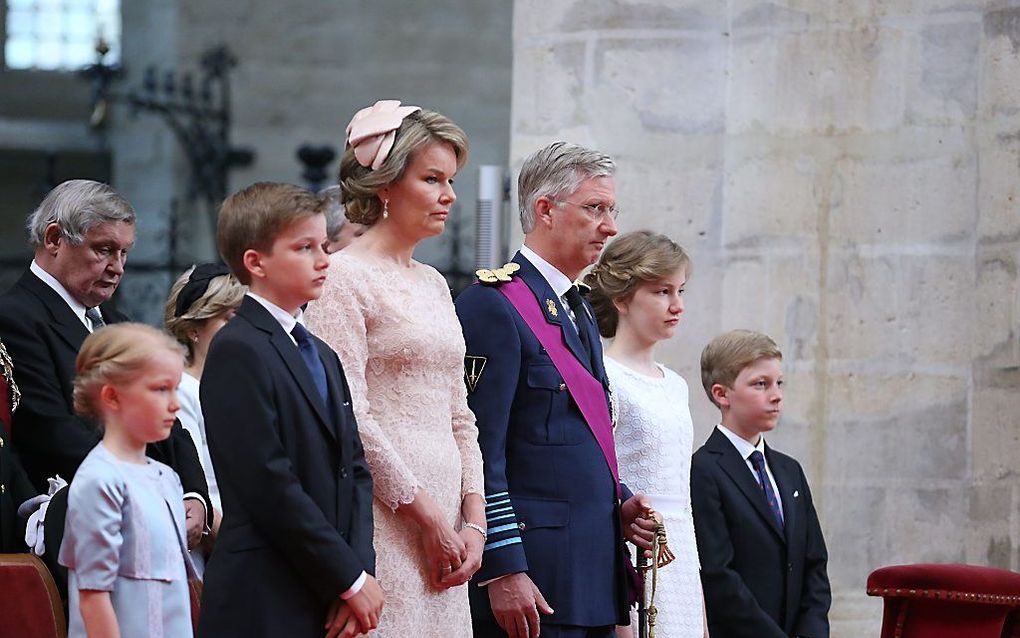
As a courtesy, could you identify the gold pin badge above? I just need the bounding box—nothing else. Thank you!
[545,299,559,317]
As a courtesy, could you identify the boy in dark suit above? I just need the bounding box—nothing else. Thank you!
[199,182,382,638]
[691,329,830,638]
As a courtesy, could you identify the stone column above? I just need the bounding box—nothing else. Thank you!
[511,2,1020,635]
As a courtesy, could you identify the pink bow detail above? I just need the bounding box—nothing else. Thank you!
[345,100,422,170]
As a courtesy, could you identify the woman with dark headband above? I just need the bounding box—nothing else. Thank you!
[163,263,246,574]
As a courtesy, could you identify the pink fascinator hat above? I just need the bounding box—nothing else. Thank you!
[345,100,422,170]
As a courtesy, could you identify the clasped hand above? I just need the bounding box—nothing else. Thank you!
[325,574,385,638]
[402,489,483,590]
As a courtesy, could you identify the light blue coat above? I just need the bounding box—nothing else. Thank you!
[59,443,194,638]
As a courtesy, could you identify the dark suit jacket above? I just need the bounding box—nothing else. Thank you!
[0,429,34,553]
[0,269,211,595]
[691,427,831,638]
[197,296,374,638]
[0,270,210,500]
[455,252,632,630]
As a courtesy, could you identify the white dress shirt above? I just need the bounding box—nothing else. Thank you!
[30,260,100,330]
[519,245,590,327]
[716,424,784,515]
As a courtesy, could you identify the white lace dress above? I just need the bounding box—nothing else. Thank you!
[306,252,484,638]
[606,356,705,637]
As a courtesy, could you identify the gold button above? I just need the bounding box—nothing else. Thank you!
[1,484,5,494]
[558,383,566,392]
[518,522,526,531]
[0,437,4,447]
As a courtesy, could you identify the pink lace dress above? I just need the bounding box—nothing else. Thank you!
[306,252,484,637]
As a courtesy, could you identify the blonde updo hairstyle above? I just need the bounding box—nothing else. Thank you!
[164,265,246,362]
[584,230,692,338]
[73,323,186,419]
[339,109,469,226]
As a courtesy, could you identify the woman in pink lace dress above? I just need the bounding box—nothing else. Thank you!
[306,101,485,637]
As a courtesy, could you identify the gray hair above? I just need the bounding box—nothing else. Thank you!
[26,179,136,247]
[517,141,616,233]
[317,185,346,241]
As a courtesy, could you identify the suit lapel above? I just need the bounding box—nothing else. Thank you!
[18,271,89,351]
[708,428,785,541]
[768,446,799,546]
[239,298,337,442]
[513,253,593,373]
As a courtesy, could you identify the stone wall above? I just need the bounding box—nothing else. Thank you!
[511,1,1020,634]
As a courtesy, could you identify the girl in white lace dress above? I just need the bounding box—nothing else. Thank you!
[584,230,708,638]
[306,101,485,637]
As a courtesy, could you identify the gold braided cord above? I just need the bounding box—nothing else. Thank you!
[639,510,676,638]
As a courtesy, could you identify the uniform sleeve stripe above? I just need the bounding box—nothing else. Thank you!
[487,506,514,515]
[484,537,523,552]
[485,499,511,509]
[486,513,516,524]
[485,491,509,501]
[487,523,518,534]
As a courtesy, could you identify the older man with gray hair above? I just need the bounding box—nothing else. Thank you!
[0,180,209,585]
[456,142,657,638]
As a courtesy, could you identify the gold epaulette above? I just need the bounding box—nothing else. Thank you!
[475,262,520,285]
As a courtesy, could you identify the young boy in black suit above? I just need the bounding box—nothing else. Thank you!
[691,329,830,638]
[198,182,382,638]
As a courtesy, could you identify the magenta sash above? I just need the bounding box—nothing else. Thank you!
[499,277,621,499]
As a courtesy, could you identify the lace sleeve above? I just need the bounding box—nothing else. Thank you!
[307,259,419,510]
[451,377,484,499]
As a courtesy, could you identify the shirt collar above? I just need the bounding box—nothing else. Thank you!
[717,424,766,461]
[30,260,90,329]
[519,244,574,299]
[246,292,304,335]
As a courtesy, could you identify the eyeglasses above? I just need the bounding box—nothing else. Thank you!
[552,199,621,221]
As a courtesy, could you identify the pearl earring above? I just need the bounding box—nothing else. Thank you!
[382,199,389,220]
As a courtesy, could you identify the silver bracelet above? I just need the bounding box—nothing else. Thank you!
[463,522,487,540]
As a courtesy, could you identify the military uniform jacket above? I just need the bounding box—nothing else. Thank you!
[455,251,632,628]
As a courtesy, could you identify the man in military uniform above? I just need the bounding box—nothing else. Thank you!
[456,142,655,638]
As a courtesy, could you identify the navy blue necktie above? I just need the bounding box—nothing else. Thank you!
[749,451,784,528]
[291,323,328,405]
[564,285,595,364]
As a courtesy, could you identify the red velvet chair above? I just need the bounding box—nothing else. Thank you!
[190,578,203,634]
[868,563,1020,638]
[0,553,66,638]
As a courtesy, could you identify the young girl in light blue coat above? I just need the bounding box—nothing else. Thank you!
[59,323,195,638]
